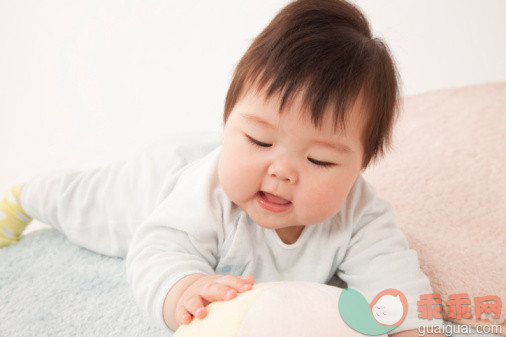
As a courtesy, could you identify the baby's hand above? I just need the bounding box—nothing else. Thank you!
[176,274,255,325]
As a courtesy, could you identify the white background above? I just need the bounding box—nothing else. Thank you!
[1,0,505,196]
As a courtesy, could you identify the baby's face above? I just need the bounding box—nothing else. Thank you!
[218,86,365,243]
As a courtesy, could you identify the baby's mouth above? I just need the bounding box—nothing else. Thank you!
[256,191,292,213]
[259,191,291,204]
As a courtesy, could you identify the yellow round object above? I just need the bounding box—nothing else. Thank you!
[174,281,374,337]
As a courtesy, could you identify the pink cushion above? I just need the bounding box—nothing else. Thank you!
[363,82,506,332]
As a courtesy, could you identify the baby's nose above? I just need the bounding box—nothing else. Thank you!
[268,162,298,185]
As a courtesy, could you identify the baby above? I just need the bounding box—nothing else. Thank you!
[0,0,442,335]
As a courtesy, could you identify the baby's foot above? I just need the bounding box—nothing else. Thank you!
[0,185,32,247]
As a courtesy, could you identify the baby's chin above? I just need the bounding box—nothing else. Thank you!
[260,214,337,231]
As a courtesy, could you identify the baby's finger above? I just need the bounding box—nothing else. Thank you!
[199,281,239,303]
[239,275,255,285]
[216,275,254,294]
[174,306,192,326]
[175,295,204,325]
[183,294,208,320]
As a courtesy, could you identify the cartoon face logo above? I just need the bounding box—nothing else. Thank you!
[339,288,408,335]
[370,289,408,327]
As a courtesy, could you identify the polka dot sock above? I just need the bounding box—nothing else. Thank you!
[0,185,32,247]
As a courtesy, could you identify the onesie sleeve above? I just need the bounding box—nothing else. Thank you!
[336,175,443,334]
[125,150,228,331]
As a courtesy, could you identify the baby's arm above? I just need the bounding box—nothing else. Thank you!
[162,273,254,330]
[336,176,444,333]
[126,196,252,332]
[125,150,247,331]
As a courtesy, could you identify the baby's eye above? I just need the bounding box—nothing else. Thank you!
[308,157,336,168]
[246,134,272,148]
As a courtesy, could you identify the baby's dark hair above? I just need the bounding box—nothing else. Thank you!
[223,0,400,169]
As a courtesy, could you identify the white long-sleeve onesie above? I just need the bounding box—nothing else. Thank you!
[21,135,441,333]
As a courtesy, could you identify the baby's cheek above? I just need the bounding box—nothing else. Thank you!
[300,183,347,224]
[219,152,259,203]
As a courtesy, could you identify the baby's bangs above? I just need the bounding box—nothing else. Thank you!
[242,37,373,133]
